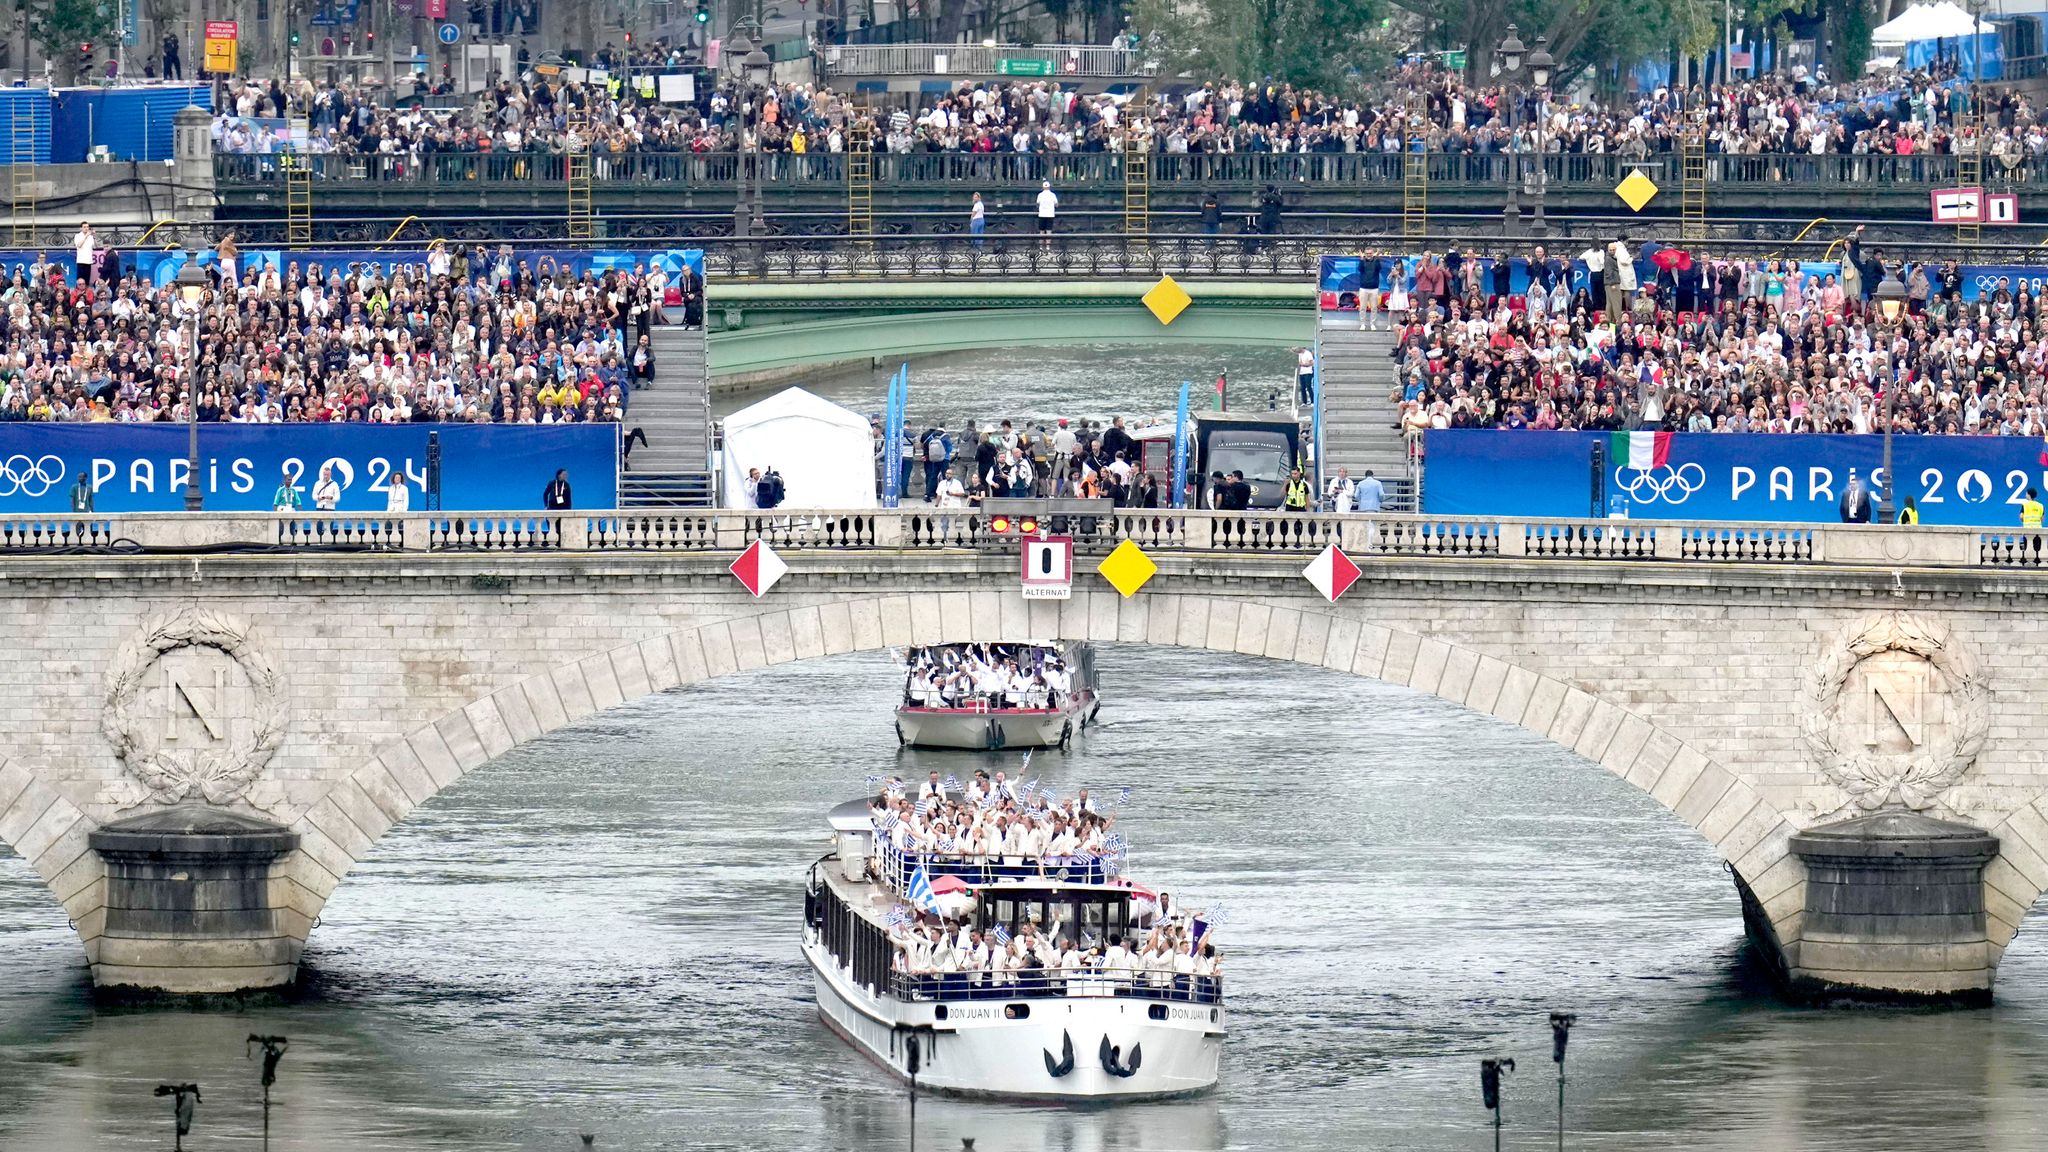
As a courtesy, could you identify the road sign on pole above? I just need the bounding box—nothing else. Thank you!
[1021,536,1074,599]
[437,22,462,44]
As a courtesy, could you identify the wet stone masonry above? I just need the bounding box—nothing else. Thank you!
[0,521,2046,998]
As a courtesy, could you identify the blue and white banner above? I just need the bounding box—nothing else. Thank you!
[0,424,618,513]
[1424,430,2048,527]
[0,247,704,289]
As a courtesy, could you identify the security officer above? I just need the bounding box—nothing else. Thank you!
[2024,487,2045,529]
[1897,496,1920,525]
[1282,468,1312,512]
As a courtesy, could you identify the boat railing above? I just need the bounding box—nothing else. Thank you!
[888,968,1223,1007]
[877,846,1122,894]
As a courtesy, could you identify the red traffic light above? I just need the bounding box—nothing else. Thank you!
[1018,516,1040,534]
[989,515,1011,534]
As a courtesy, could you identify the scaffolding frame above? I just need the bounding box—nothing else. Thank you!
[1401,90,1429,242]
[566,91,595,240]
[1124,91,1150,235]
[847,109,874,238]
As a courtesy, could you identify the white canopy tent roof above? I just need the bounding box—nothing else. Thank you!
[720,387,879,510]
[1872,1,1995,46]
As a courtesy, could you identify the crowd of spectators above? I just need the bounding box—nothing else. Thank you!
[0,239,702,438]
[1367,230,2048,440]
[206,57,2027,168]
[879,414,1168,510]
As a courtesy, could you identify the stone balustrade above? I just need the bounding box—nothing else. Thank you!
[0,510,2040,569]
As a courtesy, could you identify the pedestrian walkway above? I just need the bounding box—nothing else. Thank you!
[622,324,716,507]
[1316,318,1415,511]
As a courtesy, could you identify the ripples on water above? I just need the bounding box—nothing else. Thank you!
[4,648,2048,1151]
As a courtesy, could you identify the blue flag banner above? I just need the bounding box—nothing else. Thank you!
[0,247,705,290]
[1171,380,1191,509]
[0,424,618,513]
[1423,429,2048,527]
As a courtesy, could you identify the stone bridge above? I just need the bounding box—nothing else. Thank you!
[3,509,2048,1003]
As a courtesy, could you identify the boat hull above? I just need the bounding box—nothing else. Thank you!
[804,936,1222,1101]
[895,694,1095,751]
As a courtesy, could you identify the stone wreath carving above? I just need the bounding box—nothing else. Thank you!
[102,607,288,806]
[1803,612,1987,813]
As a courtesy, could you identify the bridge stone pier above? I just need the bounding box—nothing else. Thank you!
[3,510,2048,1003]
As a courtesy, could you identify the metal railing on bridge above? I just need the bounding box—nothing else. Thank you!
[0,510,2040,570]
[817,42,1155,79]
[213,150,2046,192]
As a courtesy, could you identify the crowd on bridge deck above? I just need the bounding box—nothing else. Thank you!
[1355,230,2048,440]
[0,236,702,440]
[868,414,1171,510]
[904,644,1075,710]
[204,53,2024,172]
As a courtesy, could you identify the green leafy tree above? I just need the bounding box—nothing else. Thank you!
[1133,0,1389,91]
[24,0,112,84]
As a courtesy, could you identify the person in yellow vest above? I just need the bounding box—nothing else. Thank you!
[1282,468,1311,512]
[2024,487,2045,529]
[1896,496,1919,525]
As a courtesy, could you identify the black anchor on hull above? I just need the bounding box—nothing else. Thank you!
[1099,1035,1143,1078]
[1043,1030,1076,1077]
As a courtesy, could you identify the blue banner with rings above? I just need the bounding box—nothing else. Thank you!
[0,424,618,513]
[1423,430,2048,527]
[0,247,704,287]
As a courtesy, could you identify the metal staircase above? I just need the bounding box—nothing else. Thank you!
[1402,90,1429,242]
[847,110,874,238]
[1680,119,1707,244]
[566,89,596,240]
[1317,317,1418,511]
[1123,92,1150,235]
[622,322,716,508]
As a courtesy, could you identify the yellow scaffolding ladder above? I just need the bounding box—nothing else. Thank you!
[1956,115,1983,246]
[9,103,36,247]
[1680,120,1708,244]
[1402,90,1429,241]
[847,109,874,238]
[566,89,596,240]
[285,119,314,249]
[1124,91,1150,236]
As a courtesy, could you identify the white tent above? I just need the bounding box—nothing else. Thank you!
[1873,1,1993,46]
[720,387,878,510]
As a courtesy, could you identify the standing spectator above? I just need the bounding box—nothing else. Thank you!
[271,467,303,511]
[1035,180,1058,248]
[72,222,96,286]
[1606,239,1635,320]
[1325,466,1354,512]
[69,472,94,513]
[920,424,953,502]
[312,464,341,510]
[543,468,573,509]
[1295,347,1315,409]
[162,33,181,80]
[216,232,240,291]
[1353,469,1385,513]
[969,193,986,248]
[1200,192,1222,236]
[386,473,412,512]
[1839,471,1873,524]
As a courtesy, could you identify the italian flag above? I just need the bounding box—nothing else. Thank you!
[1611,431,1672,473]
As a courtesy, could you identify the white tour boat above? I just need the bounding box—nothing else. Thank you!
[802,799,1224,1101]
[894,642,1101,751]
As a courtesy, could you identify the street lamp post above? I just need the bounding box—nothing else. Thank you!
[743,44,772,236]
[176,256,210,511]
[1494,25,1525,235]
[1875,267,1908,523]
[729,33,756,241]
[1526,37,1554,237]
[1494,29,1553,237]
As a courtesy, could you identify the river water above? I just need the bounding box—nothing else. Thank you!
[4,648,2048,1152]
[712,343,1301,434]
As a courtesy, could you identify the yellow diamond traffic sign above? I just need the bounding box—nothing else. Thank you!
[1614,169,1659,212]
[1097,540,1159,597]
[1142,275,1192,325]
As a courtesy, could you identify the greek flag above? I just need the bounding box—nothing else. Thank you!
[886,906,912,929]
[1104,832,1127,854]
[943,774,961,792]
[877,811,899,830]
[1041,786,1058,805]
[938,836,956,853]
[906,864,937,911]
[913,798,933,817]
[865,773,882,786]
[1020,749,1033,774]
[1021,779,1038,800]
[1117,786,1132,807]
[992,924,1011,946]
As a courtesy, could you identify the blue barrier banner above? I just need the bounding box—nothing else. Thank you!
[0,248,704,290]
[0,424,618,513]
[1423,430,2048,527]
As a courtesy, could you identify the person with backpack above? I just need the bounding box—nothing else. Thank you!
[757,466,786,510]
[1006,450,1035,498]
[920,424,954,502]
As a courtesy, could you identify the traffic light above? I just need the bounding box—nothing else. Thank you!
[694,1,710,22]
[290,29,301,46]
[624,31,633,46]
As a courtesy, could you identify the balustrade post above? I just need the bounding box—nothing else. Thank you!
[1338,518,1375,553]
[1496,523,1528,557]
[400,515,428,552]
[559,516,589,550]
[874,512,907,548]
[1652,526,1683,560]
[1185,512,1216,549]
[715,516,749,550]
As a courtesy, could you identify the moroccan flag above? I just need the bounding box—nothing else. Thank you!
[1610,431,1672,473]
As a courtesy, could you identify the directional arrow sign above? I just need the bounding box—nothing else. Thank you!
[729,539,787,598]
[1302,544,1362,602]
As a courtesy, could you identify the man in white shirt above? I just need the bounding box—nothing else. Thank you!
[1035,180,1059,248]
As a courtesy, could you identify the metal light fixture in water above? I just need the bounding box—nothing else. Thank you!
[1480,1057,1515,1152]
[153,1083,201,1152]
[247,1036,288,1152]
[1550,1013,1577,1152]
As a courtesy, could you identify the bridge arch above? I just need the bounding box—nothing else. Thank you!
[277,592,1810,966]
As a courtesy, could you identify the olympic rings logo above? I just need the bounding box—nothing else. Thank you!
[1614,462,1706,504]
[0,455,66,498]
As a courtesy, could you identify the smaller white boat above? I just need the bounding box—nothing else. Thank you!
[895,642,1100,751]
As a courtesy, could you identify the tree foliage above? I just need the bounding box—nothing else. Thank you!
[1131,0,1389,92]
[24,0,112,82]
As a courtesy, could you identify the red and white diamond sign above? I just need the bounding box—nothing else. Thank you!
[729,539,788,598]
[1302,544,1361,602]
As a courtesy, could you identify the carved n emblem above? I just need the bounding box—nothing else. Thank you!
[103,608,288,808]
[1864,668,1925,750]
[1805,612,1987,817]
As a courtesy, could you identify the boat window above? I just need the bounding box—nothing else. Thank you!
[1148,1005,1168,1021]
[1080,901,1108,941]
[1004,1004,1030,1020]
[991,898,1016,931]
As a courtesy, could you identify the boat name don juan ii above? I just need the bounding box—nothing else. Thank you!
[801,785,1224,1100]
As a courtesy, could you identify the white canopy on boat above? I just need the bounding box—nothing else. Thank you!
[721,386,879,510]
